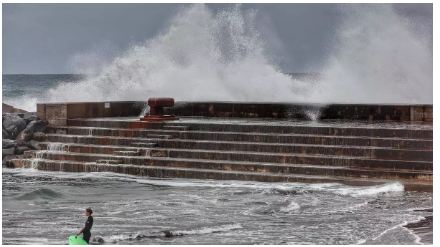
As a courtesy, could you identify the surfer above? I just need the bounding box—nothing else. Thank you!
[77,208,94,244]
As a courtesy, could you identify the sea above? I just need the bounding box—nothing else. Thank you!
[2,74,85,112]
[2,169,433,245]
[2,74,434,245]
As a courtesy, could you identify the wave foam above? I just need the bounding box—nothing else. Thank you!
[100,223,243,244]
[279,200,301,213]
[7,4,432,112]
[3,168,404,197]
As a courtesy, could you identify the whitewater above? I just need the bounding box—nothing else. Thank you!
[3,4,432,112]
[2,168,433,244]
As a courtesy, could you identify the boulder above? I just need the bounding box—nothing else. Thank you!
[3,129,13,139]
[92,236,105,244]
[26,120,47,133]
[16,120,47,142]
[2,139,16,149]
[22,112,38,124]
[15,146,31,155]
[32,132,47,141]
[26,140,42,150]
[3,114,27,139]
[2,147,16,158]
[16,130,32,143]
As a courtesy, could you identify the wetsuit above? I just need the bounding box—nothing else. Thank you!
[83,216,93,243]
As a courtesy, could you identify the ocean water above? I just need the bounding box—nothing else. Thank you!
[2,74,84,111]
[2,168,432,245]
[2,73,316,112]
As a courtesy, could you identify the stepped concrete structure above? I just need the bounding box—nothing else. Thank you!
[6,100,433,191]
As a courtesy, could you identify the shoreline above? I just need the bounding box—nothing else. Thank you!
[404,209,433,244]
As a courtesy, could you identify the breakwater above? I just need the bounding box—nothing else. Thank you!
[5,101,432,192]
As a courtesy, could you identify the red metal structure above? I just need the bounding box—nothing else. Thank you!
[140,97,178,121]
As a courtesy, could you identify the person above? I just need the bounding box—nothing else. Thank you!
[77,208,94,244]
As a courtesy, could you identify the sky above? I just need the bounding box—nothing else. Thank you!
[2,3,432,74]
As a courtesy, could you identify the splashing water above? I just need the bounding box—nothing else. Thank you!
[138,103,150,118]
[7,4,432,112]
[38,5,307,106]
[309,5,432,104]
[2,169,432,245]
[303,107,322,121]
[47,142,68,152]
[30,151,44,169]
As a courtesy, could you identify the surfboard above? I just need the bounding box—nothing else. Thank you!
[68,235,88,245]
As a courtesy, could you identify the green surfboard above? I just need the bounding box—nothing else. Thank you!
[68,235,88,245]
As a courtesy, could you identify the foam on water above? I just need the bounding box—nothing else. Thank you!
[5,4,432,112]
[2,168,404,198]
[172,223,243,236]
[310,181,405,197]
[101,223,243,244]
[366,217,425,245]
[279,200,301,213]
[2,168,432,245]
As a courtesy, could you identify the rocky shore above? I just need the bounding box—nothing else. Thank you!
[2,104,48,166]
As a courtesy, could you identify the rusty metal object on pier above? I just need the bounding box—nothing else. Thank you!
[140,98,178,122]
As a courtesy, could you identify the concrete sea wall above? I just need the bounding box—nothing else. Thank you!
[36,101,432,125]
[165,102,432,122]
[8,100,430,191]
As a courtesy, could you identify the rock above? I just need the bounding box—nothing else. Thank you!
[2,154,21,167]
[22,112,38,124]
[92,236,105,244]
[16,120,47,142]
[2,147,16,157]
[16,130,32,143]
[3,129,13,139]
[162,230,173,238]
[32,132,47,141]
[2,139,16,149]
[26,120,47,133]
[3,114,27,139]
[26,140,42,150]
[15,146,31,155]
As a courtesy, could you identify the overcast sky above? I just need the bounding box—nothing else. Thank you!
[2,3,432,74]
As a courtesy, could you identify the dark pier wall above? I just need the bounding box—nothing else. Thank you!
[165,102,433,122]
[37,101,432,126]
[37,101,145,125]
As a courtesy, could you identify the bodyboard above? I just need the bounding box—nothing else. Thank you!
[68,235,88,245]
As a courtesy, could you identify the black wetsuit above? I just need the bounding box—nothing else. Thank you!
[83,216,93,243]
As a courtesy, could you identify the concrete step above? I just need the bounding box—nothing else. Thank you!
[38,142,432,171]
[6,158,432,192]
[95,159,122,164]
[65,119,432,139]
[25,151,432,181]
[45,134,432,162]
[165,122,433,139]
[163,125,190,131]
[131,142,157,148]
[113,150,142,156]
[39,142,150,156]
[149,148,432,171]
[67,118,166,129]
[48,126,433,150]
[146,134,173,139]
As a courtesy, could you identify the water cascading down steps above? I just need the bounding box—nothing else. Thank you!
[7,117,432,191]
